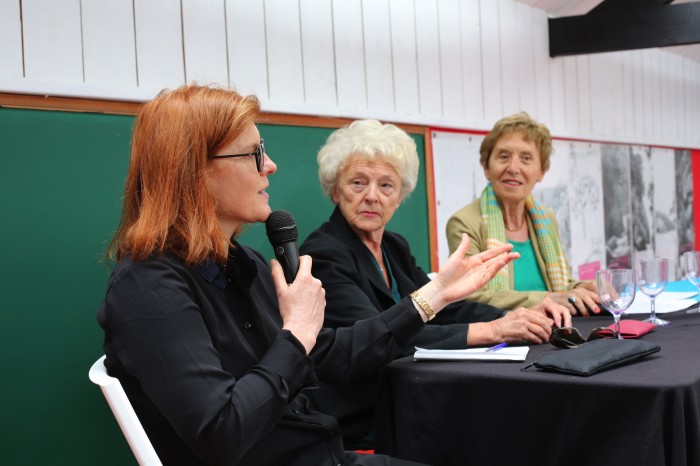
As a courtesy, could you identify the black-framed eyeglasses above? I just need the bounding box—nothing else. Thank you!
[550,326,617,349]
[207,139,265,172]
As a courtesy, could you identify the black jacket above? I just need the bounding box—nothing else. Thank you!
[98,242,428,466]
[300,207,504,447]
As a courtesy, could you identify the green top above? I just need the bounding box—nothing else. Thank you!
[509,239,548,292]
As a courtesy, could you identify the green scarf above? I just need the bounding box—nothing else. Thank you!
[479,183,569,292]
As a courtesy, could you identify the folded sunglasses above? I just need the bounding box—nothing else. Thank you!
[550,326,617,349]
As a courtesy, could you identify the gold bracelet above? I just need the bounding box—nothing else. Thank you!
[410,291,436,321]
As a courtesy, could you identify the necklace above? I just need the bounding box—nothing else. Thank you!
[505,218,526,232]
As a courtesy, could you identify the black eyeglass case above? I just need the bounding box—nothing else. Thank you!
[522,339,661,376]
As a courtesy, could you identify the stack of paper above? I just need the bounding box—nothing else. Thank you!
[414,346,529,361]
[624,291,698,315]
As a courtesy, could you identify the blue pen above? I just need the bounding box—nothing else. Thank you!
[486,342,507,352]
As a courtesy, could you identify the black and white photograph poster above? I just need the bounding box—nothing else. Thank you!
[675,149,694,272]
[431,131,487,268]
[601,144,633,269]
[630,145,655,260]
[567,141,606,279]
[652,147,679,280]
[534,139,572,270]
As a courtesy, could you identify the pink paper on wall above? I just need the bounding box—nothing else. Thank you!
[578,261,601,280]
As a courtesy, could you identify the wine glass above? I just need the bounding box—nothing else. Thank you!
[681,251,700,314]
[596,269,636,339]
[636,258,669,326]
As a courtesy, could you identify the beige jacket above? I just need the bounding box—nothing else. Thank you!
[446,198,582,310]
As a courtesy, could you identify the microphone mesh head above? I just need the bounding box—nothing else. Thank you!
[266,210,298,244]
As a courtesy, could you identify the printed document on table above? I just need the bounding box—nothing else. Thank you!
[414,346,529,362]
[624,291,698,315]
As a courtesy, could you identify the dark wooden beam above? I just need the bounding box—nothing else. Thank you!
[549,0,700,57]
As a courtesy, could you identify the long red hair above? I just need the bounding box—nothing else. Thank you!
[108,84,261,264]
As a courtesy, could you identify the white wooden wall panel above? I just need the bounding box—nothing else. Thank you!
[332,0,366,112]
[436,0,464,121]
[640,50,654,141]
[660,53,673,143]
[299,0,336,108]
[630,51,644,136]
[264,0,304,104]
[647,51,663,143]
[181,0,228,86]
[499,0,520,117]
[22,0,83,82]
[671,54,684,143]
[531,8,552,126]
[548,58,566,136]
[415,0,442,120]
[589,54,613,138]
[657,51,671,143]
[226,0,267,98]
[674,55,685,143]
[2,0,700,148]
[657,51,671,144]
[671,54,685,143]
[480,0,503,125]
[683,58,693,144]
[682,59,693,144]
[693,65,697,140]
[362,0,394,113]
[658,52,673,143]
[562,57,577,133]
[696,64,700,144]
[682,59,693,143]
[692,64,697,141]
[696,65,700,141]
[609,53,625,139]
[516,3,537,117]
[389,0,419,116]
[458,0,484,127]
[0,0,23,78]
[81,0,137,86]
[576,56,591,135]
[621,53,635,139]
[133,0,184,90]
[640,50,655,141]
[642,51,654,141]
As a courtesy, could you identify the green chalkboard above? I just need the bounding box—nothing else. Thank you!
[0,107,428,466]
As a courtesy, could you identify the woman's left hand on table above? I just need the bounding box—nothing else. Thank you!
[546,284,599,317]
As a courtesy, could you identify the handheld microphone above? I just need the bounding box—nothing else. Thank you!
[265,210,300,284]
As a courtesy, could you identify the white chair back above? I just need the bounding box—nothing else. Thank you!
[88,355,163,466]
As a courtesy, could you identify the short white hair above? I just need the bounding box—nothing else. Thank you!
[318,119,419,202]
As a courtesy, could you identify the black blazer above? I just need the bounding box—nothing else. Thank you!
[300,207,504,447]
[99,242,428,466]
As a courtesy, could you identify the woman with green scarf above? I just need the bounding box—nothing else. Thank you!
[446,112,600,316]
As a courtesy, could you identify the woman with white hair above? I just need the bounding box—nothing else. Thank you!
[300,119,571,449]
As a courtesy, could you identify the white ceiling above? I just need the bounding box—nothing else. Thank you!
[515,0,700,63]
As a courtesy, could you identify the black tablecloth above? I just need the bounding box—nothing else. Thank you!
[375,309,700,466]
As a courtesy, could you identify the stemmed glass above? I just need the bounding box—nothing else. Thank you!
[596,269,636,339]
[681,251,700,314]
[636,258,669,326]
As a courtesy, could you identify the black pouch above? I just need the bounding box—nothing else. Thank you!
[521,338,660,376]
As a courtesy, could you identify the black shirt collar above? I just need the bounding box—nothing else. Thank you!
[193,241,259,290]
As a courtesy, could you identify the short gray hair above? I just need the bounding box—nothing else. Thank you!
[317,119,419,202]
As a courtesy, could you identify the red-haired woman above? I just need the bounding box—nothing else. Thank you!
[98,84,517,466]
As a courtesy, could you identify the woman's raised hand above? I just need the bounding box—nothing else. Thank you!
[271,255,326,353]
[418,234,519,313]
